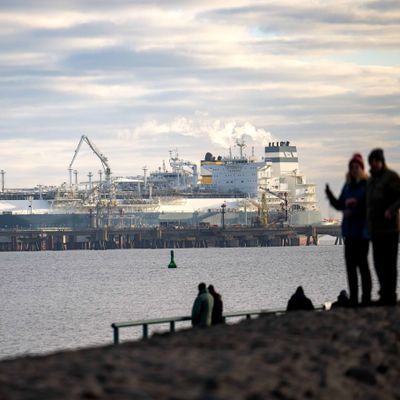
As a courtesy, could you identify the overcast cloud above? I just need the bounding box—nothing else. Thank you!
[0,0,399,216]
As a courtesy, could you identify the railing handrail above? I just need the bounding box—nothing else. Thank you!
[111,306,324,344]
[111,315,192,329]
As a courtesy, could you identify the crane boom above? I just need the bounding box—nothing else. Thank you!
[259,186,287,201]
[259,185,288,222]
[69,135,111,186]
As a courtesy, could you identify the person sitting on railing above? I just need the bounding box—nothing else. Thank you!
[208,284,224,325]
[191,282,214,327]
[331,290,351,309]
[286,286,315,311]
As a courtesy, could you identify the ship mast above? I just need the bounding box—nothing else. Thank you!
[236,138,246,159]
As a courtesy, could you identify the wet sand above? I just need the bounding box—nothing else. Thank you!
[1,306,399,400]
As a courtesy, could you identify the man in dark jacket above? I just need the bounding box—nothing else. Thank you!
[367,149,400,305]
[208,284,224,325]
[286,286,315,311]
[191,282,214,327]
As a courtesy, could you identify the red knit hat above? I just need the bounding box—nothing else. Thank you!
[349,153,364,170]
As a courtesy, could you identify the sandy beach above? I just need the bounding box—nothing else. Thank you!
[1,306,399,400]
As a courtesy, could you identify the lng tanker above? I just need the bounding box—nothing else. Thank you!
[0,140,321,228]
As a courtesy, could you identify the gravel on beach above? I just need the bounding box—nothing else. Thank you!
[1,306,400,400]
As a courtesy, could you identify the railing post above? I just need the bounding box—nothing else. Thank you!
[143,323,148,339]
[170,321,175,333]
[246,314,251,320]
[112,325,119,344]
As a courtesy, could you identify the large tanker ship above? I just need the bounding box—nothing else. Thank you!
[0,139,321,228]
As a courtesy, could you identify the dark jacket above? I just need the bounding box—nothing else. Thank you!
[331,293,351,309]
[367,167,400,235]
[327,179,368,239]
[210,292,223,325]
[191,289,214,327]
[287,288,315,311]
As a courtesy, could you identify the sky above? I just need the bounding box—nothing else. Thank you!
[0,0,399,217]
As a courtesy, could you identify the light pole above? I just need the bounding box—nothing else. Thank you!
[284,192,288,223]
[221,203,226,229]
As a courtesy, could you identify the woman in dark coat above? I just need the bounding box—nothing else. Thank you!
[208,285,224,325]
[326,153,372,306]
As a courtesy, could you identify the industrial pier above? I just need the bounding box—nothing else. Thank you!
[0,225,341,251]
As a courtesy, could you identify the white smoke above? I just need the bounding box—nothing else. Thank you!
[116,116,274,149]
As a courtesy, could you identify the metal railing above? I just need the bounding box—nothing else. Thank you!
[111,306,324,344]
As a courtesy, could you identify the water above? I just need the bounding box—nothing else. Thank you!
[0,245,377,360]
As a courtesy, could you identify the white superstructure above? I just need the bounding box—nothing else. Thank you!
[259,141,320,224]
[200,152,264,196]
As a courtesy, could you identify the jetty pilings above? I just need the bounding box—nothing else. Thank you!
[0,225,341,251]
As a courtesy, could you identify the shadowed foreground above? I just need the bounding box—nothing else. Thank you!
[1,306,400,400]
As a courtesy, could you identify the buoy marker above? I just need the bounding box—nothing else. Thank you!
[168,250,177,268]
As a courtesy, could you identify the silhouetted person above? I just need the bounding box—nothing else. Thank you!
[208,284,224,325]
[326,153,372,306]
[286,286,315,311]
[367,149,400,305]
[331,290,351,309]
[191,282,214,327]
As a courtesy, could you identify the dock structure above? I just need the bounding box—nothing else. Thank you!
[0,225,341,251]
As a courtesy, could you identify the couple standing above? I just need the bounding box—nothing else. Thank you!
[191,283,223,327]
[326,148,400,306]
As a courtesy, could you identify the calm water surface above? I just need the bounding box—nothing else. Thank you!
[0,245,379,359]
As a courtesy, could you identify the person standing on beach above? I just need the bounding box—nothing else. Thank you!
[367,149,400,305]
[191,282,214,327]
[208,285,224,325]
[326,153,371,306]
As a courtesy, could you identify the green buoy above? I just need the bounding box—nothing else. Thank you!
[168,250,177,268]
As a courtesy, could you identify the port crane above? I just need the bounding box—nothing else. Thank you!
[243,194,268,226]
[258,186,289,223]
[68,135,112,189]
